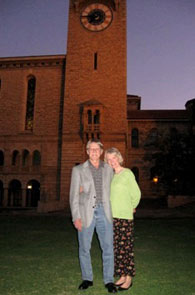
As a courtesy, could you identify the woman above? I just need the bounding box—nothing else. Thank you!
[105,147,141,291]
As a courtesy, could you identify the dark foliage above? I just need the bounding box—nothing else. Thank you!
[145,129,195,195]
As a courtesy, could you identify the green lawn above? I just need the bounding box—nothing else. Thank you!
[0,215,195,295]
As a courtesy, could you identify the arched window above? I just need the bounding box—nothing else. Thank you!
[32,150,41,166]
[131,167,139,183]
[22,149,30,166]
[0,151,4,166]
[131,128,139,148]
[150,128,158,144]
[25,76,36,130]
[12,150,19,166]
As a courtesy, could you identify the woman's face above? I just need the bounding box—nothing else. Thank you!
[106,153,120,170]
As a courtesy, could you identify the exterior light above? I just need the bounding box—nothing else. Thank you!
[27,185,32,189]
[153,176,158,183]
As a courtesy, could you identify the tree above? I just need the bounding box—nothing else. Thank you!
[145,129,195,195]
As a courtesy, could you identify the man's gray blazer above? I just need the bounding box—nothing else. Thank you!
[69,160,113,228]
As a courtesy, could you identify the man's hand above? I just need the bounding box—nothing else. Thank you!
[74,218,82,231]
[133,208,136,214]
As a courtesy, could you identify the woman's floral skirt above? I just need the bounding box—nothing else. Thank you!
[113,218,135,277]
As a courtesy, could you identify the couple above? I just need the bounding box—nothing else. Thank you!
[69,139,141,293]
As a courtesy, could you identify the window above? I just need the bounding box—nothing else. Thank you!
[94,52,98,70]
[8,179,22,207]
[87,110,92,124]
[0,151,4,166]
[26,180,40,207]
[131,167,139,183]
[12,150,19,166]
[149,128,158,144]
[0,180,3,206]
[25,76,36,130]
[144,128,158,148]
[170,127,178,139]
[150,167,159,183]
[32,150,41,166]
[22,149,30,166]
[94,110,100,124]
[131,128,139,148]
[83,105,102,141]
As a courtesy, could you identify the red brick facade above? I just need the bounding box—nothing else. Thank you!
[60,0,127,210]
[0,0,193,212]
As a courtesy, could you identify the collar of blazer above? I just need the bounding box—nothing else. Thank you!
[83,159,105,169]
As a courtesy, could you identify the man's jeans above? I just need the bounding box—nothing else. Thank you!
[78,204,114,284]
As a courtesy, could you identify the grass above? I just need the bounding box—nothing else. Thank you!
[0,214,195,295]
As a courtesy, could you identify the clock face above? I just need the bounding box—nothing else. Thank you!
[80,3,113,32]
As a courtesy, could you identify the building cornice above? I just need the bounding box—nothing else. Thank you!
[0,55,66,69]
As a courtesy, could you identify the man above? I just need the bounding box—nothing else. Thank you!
[69,139,117,293]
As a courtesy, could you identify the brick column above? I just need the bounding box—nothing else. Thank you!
[22,188,26,207]
[3,188,8,207]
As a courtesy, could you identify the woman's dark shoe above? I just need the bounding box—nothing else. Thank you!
[118,282,133,291]
[78,280,93,290]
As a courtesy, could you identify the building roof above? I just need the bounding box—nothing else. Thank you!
[0,55,66,69]
[127,109,189,121]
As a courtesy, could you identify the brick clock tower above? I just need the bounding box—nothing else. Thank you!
[61,0,127,207]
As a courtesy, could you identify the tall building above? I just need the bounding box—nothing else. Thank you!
[0,0,193,212]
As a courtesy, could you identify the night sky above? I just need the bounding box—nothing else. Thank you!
[0,0,195,109]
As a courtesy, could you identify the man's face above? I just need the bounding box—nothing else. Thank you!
[87,142,102,162]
